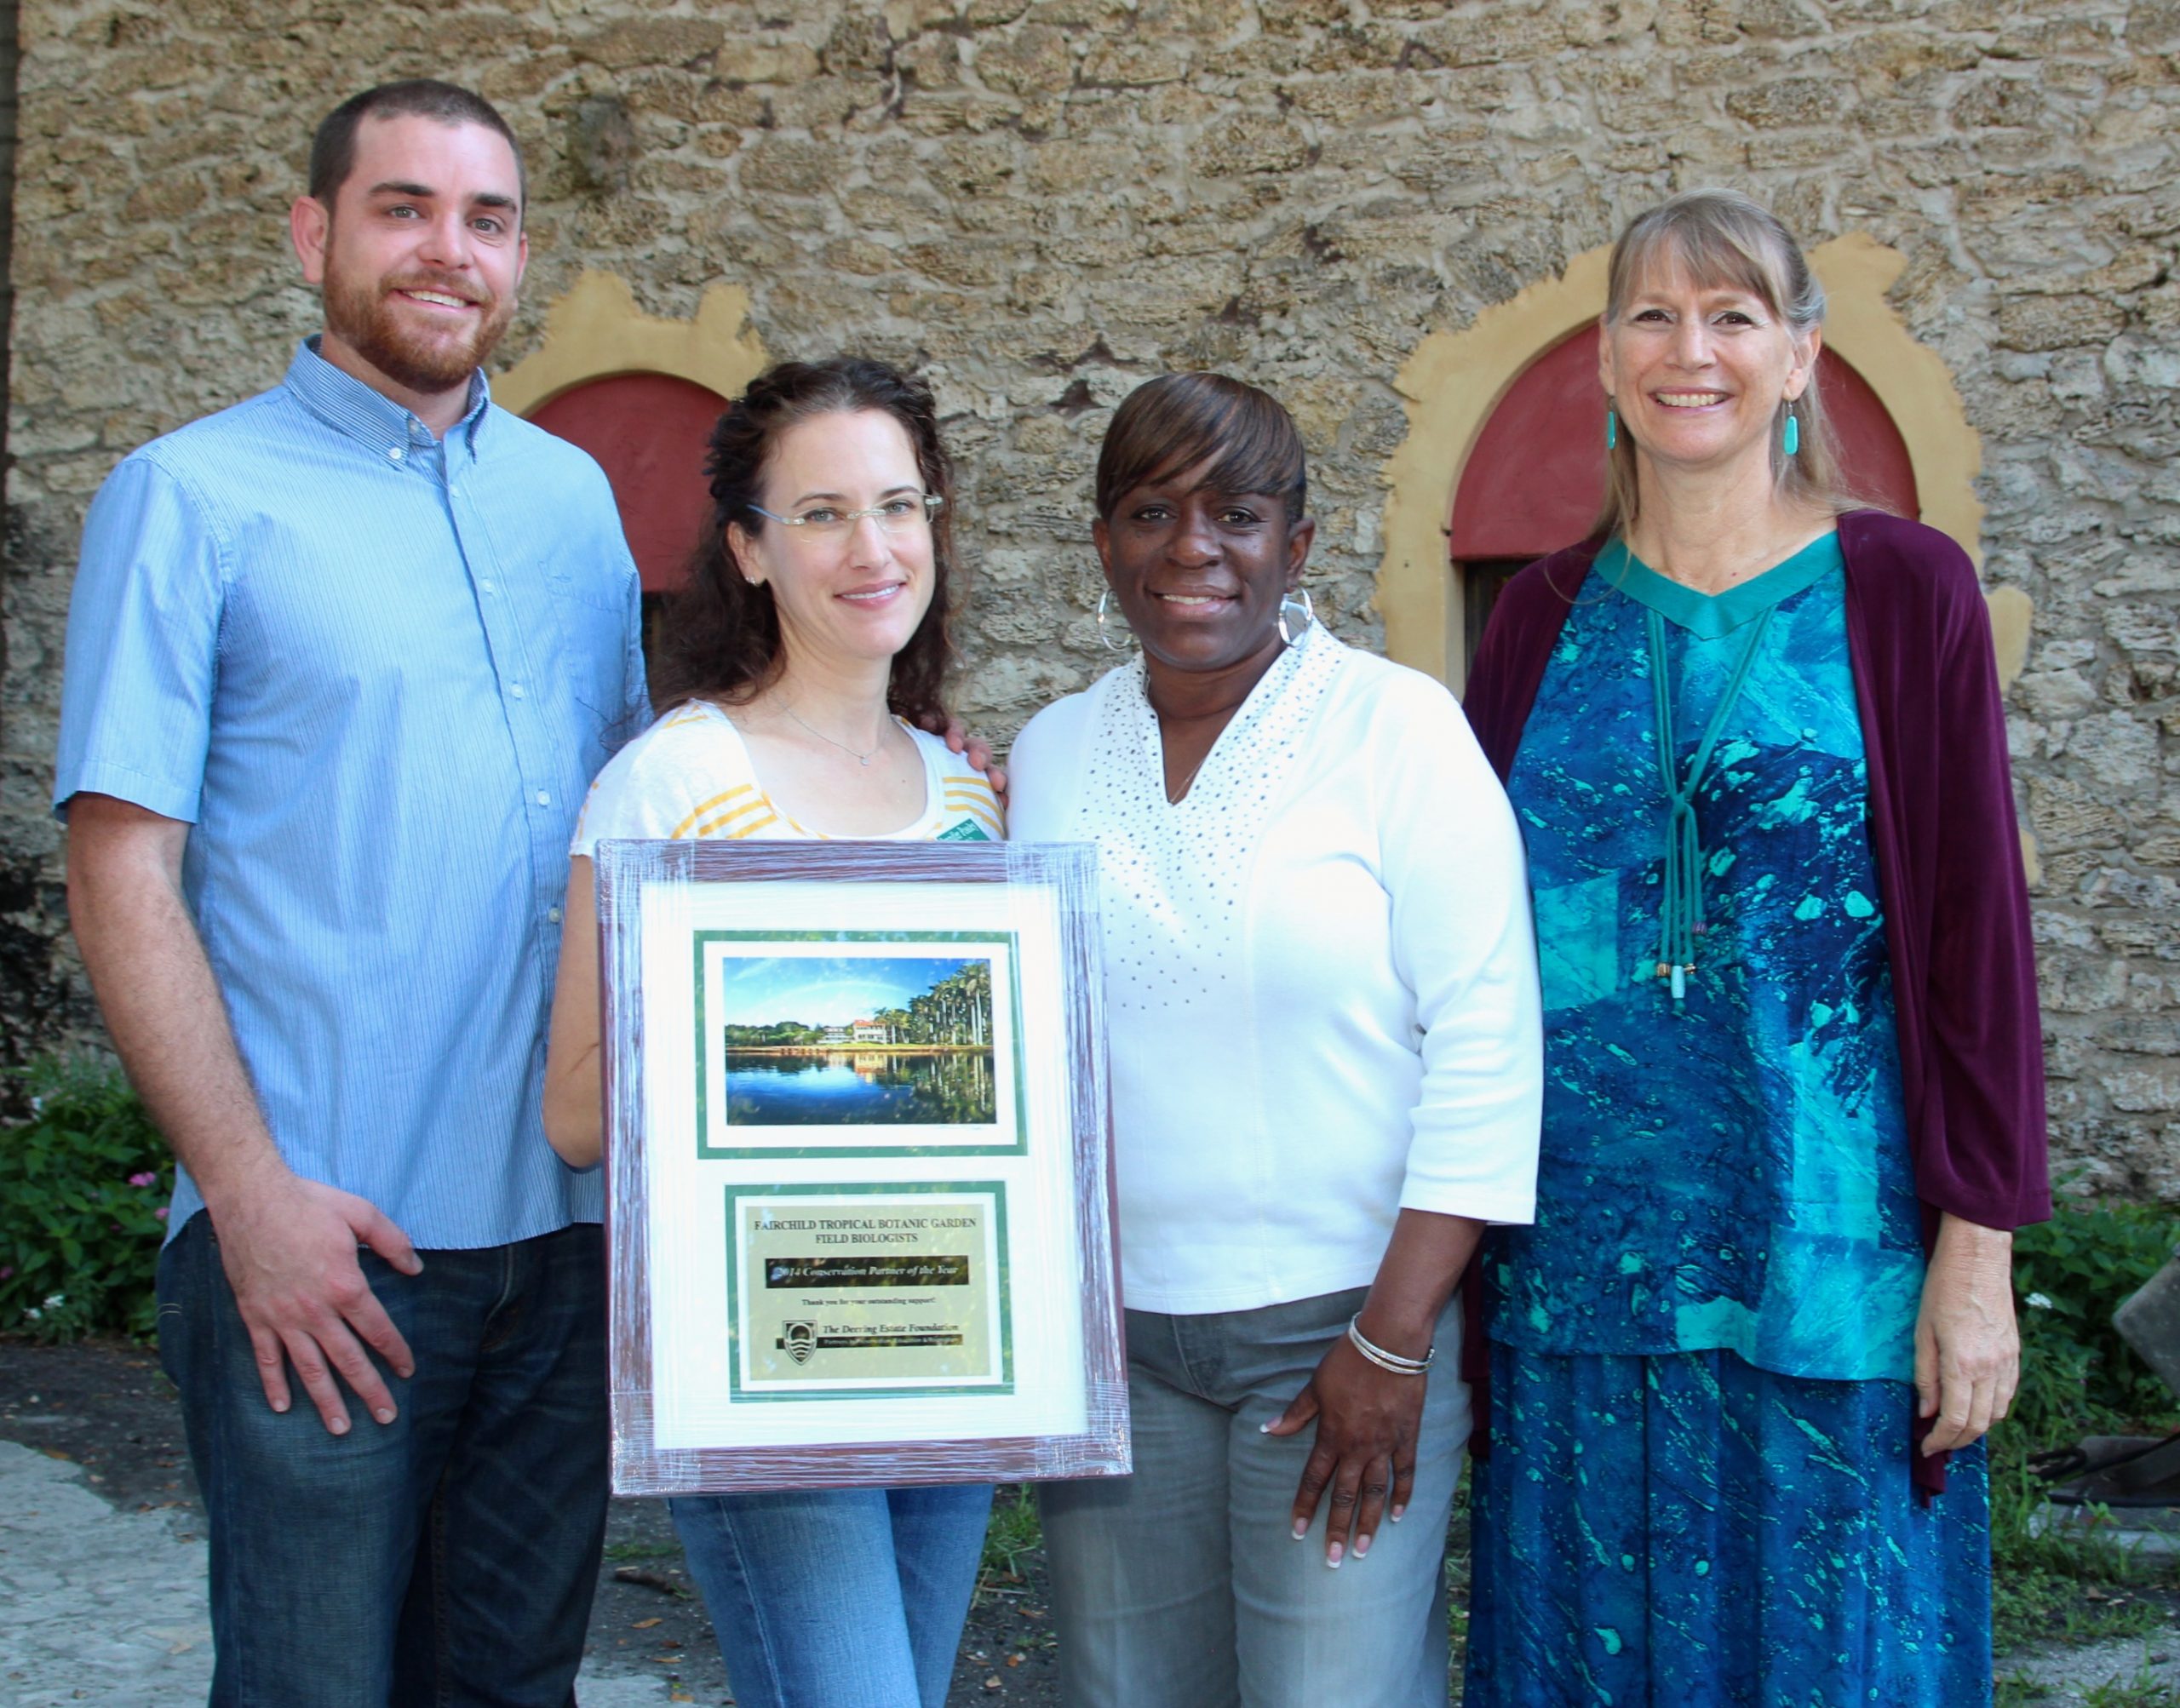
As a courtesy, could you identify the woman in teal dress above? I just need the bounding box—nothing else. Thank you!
[1461,190,2050,1705]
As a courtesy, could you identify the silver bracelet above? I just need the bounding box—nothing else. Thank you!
[1346,1314,1433,1375]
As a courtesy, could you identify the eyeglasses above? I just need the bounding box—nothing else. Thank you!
[745,493,944,538]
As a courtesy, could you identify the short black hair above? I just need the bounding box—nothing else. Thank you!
[308,80,525,210]
[1094,372,1308,523]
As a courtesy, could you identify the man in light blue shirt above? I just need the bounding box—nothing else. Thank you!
[55,80,645,1705]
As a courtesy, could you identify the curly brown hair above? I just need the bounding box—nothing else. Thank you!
[649,358,958,728]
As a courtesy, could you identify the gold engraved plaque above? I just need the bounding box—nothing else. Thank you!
[729,1184,1011,1399]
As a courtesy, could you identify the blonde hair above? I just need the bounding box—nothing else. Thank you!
[1597,188,1856,538]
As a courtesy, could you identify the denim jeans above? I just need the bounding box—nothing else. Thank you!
[157,1210,609,1707]
[1039,1287,1469,1708]
[669,1482,993,1708]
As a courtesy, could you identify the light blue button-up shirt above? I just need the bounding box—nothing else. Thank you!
[54,340,649,1249]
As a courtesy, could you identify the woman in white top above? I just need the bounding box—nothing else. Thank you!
[542,358,1000,1708]
[1007,372,1543,1707]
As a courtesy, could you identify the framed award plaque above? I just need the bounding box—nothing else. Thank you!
[594,838,1128,1494]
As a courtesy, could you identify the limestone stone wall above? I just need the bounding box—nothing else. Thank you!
[6,0,2177,1194]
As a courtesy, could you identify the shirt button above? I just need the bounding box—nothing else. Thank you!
[509,682,525,699]
[548,906,563,924]
[479,578,496,594]
[535,790,551,806]
[387,446,404,461]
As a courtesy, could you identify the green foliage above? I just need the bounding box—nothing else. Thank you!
[723,963,994,1049]
[2002,1664,2180,1708]
[1990,1192,2180,1665]
[0,1056,171,1342]
[1989,1424,2172,1653]
[2080,1669,2180,1708]
[2011,1194,2180,1443]
[898,961,993,1046]
[978,1486,1043,1583]
[980,1485,1043,1577]
[722,1021,827,1047]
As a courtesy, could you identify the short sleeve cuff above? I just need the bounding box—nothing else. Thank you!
[1397,1175,1537,1229]
[54,758,203,825]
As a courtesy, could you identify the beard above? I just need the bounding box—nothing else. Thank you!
[320,257,515,398]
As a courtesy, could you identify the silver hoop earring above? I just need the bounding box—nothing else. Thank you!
[1276,587,1316,647]
[1097,590,1136,651]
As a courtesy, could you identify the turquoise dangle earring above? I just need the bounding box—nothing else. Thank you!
[1781,404,1800,458]
[1606,402,1618,450]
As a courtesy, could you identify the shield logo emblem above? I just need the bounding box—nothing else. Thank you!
[782,1321,817,1365]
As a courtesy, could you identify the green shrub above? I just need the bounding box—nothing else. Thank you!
[1991,1192,2180,1660]
[2011,1192,2180,1444]
[0,1055,171,1342]
[979,1486,1043,1581]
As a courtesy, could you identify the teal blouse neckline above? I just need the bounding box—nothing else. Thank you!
[1595,531,1844,638]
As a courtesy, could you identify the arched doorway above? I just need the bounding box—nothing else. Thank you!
[1375,234,1999,695]
[528,371,726,597]
[492,272,769,671]
[1450,331,1920,673]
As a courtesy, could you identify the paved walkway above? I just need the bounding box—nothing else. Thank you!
[9,1433,2175,1706]
[2002,1635,2180,1702]
[0,1441,696,1705]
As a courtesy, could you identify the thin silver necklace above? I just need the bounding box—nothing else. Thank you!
[783,701,885,766]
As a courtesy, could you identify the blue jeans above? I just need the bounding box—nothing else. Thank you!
[1039,1287,1469,1708]
[669,1482,993,1708]
[157,1210,609,1707]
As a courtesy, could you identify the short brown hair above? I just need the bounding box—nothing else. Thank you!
[309,80,525,210]
[651,358,959,729]
[1095,372,1308,522]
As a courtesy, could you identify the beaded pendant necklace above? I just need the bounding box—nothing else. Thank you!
[1644,603,1776,1010]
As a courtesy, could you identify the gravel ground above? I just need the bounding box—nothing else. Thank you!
[2001,1638,2180,1704]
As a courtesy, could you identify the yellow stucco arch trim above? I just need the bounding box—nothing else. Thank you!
[492,271,768,416]
[1374,234,2006,695]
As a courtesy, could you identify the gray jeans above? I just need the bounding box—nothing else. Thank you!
[1040,1287,1469,1708]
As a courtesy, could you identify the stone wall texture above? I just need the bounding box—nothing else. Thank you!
[5,0,2178,1192]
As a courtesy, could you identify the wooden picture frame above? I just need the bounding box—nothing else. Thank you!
[595,839,1128,1495]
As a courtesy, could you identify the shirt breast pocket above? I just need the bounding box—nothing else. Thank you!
[534,563,637,765]
[546,554,634,612]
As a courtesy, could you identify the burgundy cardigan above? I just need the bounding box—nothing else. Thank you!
[1460,510,2051,1496]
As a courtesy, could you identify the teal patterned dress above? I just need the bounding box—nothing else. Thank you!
[1464,537,1993,1706]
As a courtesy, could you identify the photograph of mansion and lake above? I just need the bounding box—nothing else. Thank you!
[720,954,999,1128]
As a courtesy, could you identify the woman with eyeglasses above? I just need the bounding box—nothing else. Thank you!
[542,357,1001,1708]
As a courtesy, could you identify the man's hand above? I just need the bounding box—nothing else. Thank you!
[66,792,423,1437]
[934,715,1008,803]
[211,1172,422,1435]
[1915,1212,2019,1455]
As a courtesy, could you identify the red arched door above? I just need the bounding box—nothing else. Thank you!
[527,372,726,594]
[1449,328,1919,671]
